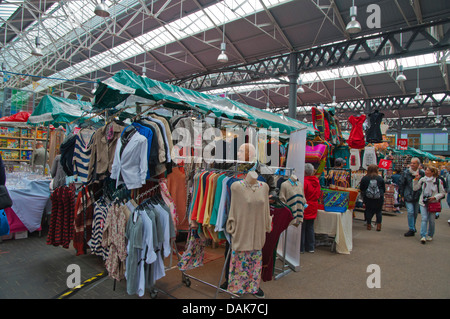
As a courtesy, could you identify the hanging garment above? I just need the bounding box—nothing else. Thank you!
[177,229,207,271]
[159,178,178,231]
[334,145,350,169]
[347,114,366,149]
[362,146,377,169]
[110,126,148,190]
[59,134,77,176]
[166,167,188,231]
[73,186,94,256]
[89,199,110,260]
[279,178,306,225]
[350,148,361,171]
[261,204,293,282]
[312,107,330,141]
[46,184,76,248]
[228,249,263,294]
[102,203,129,281]
[73,128,95,183]
[365,110,385,143]
[87,121,124,182]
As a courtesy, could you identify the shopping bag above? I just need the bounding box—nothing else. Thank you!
[0,209,10,236]
[305,141,327,163]
[319,189,349,213]
[329,185,359,210]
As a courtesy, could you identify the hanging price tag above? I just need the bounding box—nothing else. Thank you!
[397,138,408,150]
[378,159,392,170]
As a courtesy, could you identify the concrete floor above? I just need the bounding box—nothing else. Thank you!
[1,204,450,300]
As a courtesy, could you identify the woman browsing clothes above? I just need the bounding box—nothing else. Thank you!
[413,166,446,244]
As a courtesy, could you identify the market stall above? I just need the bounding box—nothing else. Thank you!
[2,95,98,240]
[62,70,308,298]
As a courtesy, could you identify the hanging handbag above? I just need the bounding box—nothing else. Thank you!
[305,141,327,163]
[427,201,441,213]
[0,185,13,210]
[0,209,10,236]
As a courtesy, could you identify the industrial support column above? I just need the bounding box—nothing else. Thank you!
[288,52,299,119]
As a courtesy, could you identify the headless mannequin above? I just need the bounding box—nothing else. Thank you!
[245,171,258,184]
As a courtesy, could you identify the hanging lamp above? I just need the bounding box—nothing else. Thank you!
[297,79,305,93]
[94,0,110,17]
[415,68,423,104]
[396,65,407,82]
[217,42,228,63]
[217,4,228,63]
[346,0,361,34]
[31,36,43,57]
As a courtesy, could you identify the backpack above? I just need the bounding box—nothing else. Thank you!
[438,175,447,192]
[366,179,381,199]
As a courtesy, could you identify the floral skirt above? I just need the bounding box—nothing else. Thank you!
[228,250,262,294]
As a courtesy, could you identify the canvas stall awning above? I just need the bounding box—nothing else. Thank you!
[28,95,93,124]
[93,70,307,134]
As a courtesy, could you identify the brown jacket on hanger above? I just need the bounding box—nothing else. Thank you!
[87,121,124,182]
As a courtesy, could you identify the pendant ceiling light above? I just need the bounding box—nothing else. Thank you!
[396,65,407,82]
[217,3,228,63]
[435,116,441,124]
[442,127,447,131]
[346,1,361,34]
[415,68,423,104]
[31,36,43,56]
[94,0,110,17]
[297,79,305,93]
[32,0,43,57]
[217,42,228,63]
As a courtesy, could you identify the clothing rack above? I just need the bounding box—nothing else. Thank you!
[178,166,248,299]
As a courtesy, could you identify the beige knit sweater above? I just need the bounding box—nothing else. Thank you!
[226,180,272,251]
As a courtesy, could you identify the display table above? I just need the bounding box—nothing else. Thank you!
[314,209,353,254]
[7,177,51,233]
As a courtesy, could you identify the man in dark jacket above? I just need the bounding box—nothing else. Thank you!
[398,157,425,236]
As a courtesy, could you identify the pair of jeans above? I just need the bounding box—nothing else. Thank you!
[419,204,436,238]
[447,193,450,209]
[405,201,420,232]
[301,219,315,252]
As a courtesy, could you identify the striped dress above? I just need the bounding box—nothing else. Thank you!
[73,129,95,183]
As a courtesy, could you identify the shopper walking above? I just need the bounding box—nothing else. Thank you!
[301,163,321,253]
[398,157,425,236]
[413,166,446,244]
[360,164,385,231]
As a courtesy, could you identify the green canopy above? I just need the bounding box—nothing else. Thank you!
[28,95,93,124]
[94,70,307,134]
[389,146,442,161]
